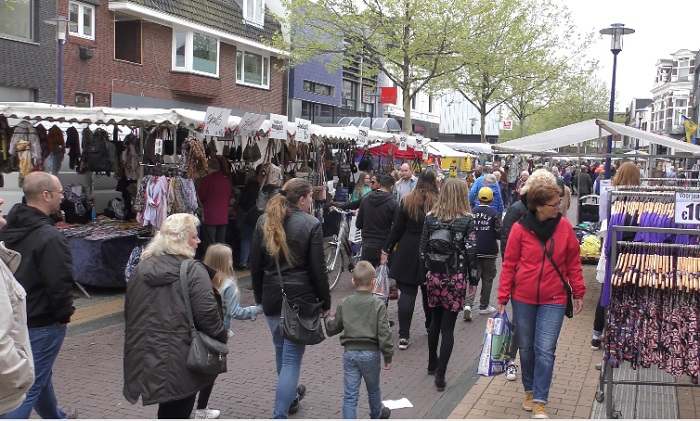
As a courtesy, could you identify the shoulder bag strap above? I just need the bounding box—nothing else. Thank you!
[179,259,196,330]
[539,240,568,287]
[274,256,286,297]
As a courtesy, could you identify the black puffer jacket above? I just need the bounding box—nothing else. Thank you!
[419,214,479,285]
[123,255,226,405]
[0,204,75,327]
[501,198,528,257]
[251,208,331,316]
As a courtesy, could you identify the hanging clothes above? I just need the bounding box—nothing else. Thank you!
[136,175,199,229]
[66,126,81,169]
[179,138,208,179]
[122,133,141,180]
[9,121,42,179]
[46,125,66,175]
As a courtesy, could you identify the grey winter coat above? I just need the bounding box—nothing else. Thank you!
[123,255,226,406]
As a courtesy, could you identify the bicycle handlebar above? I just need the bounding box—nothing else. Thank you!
[330,206,356,216]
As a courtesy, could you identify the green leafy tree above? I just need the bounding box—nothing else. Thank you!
[446,0,592,143]
[271,0,488,133]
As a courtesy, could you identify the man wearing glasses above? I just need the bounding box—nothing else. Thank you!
[0,172,76,419]
[337,174,381,211]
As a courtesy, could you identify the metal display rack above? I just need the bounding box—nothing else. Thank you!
[596,202,700,418]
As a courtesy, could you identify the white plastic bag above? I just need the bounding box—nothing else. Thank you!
[477,312,512,376]
[348,215,362,244]
[373,264,391,299]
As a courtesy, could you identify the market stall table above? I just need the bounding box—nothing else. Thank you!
[58,220,151,295]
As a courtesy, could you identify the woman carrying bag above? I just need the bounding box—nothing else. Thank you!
[497,183,585,419]
[124,213,227,419]
[381,170,439,350]
[250,178,331,418]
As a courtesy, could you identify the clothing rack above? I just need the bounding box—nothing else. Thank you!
[598,224,700,418]
[615,185,700,192]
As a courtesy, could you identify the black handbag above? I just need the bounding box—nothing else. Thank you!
[275,258,326,345]
[539,241,574,318]
[179,260,229,374]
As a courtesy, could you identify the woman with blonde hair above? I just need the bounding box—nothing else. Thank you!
[192,244,262,419]
[350,172,371,201]
[382,169,440,350]
[124,213,226,419]
[250,178,330,418]
[419,178,478,392]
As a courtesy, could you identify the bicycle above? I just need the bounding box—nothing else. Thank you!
[325,207,362,291]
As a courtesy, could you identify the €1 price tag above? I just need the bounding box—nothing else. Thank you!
[674,191,700,225]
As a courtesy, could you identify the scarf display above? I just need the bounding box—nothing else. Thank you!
[135,175,198,229]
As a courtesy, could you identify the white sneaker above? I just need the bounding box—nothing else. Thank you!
[506,364,518,381]
[478,305,497,315]
[463,306,472,321]
[195,408,221,419]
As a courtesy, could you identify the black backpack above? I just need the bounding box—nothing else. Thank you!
[425,222,460,275]
[86,129,112,173]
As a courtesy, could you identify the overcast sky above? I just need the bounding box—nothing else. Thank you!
[561,0,700,111]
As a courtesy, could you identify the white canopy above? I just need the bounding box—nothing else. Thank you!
[423,141,471,158]
[441,142,494,155]
[493,118,700,156]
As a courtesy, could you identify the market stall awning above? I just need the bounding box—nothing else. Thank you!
[493,118,700,155]
[368,142,421,160]
[423,142,471,158]
[442,142,494,155]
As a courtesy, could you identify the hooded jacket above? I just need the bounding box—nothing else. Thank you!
[356,190,398,249]
[0,204,75,327]
[0,242,34,415]
[497,215,586,306]
[123,255,226,405]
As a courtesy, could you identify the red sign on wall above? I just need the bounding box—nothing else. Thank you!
[380,87,397,104]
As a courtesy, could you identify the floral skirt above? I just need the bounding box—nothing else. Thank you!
[425,271,467,312]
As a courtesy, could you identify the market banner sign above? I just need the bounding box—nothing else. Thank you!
[238,112,266,137]
[269,113,288,140]
[357,127,368,147]
[380,86,397,105]
[398,135,408,151]
[501,120,513,131]
[296,118,311,143]
[203,106,231,137]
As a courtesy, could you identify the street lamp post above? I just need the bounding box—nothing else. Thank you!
[600,23,635,179]
[44,16,69,105]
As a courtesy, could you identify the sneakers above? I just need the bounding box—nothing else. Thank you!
[194,408,221,419]
[532,402,549,419]
[591,336,602,350]
[522,392,534,411]
[478,305,497,315]
[380,406,391,419]
[463,306,472,321]
[505,364,518,381]
[288,385,307,415]
[398,338,410,350]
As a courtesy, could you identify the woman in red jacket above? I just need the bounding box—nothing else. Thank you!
[497,183,585,419]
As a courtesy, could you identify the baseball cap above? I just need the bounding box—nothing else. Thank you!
[478,187,493,203]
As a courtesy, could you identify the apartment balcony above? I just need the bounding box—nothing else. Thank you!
[170,72,220,99]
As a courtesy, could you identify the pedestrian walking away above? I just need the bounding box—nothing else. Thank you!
[250,178,331,419]
[0,172,76,419]
[357,175,398,267]
[463,187,502,321]
[325,261,394,419]
[419,178,478,392]
[124,214,227,419]
[382,170,440,350]
[197,158,233,257]
[497,183,586,419]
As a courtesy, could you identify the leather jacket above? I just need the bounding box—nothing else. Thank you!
[250,208,331,316]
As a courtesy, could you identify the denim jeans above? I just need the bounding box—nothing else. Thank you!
[3,323,68,419]
[239,224,254,266]
[267,316,306,419]
[511,300,565,404]
[464,257,497,309]
[342,350,382,419]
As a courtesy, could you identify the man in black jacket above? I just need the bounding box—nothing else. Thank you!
[0,172,76,419]
[356,175,398,267]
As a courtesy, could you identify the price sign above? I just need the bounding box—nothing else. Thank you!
[674,191,700,224]
[155,138,163,156]
[203,106,231,137]
[238,112,266,137]
[269,113,288,140]
[295,118,311,143]
[357,128,368,147]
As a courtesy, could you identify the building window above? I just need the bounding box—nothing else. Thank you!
[236,50,269,88]
[74,92,93,107]
[172,29,219,76]
[0,0,32,40]
[69,1,95,40]
[342,80,357,109]
[243,0,264,25]
[428,95,433,113]
[303,80,333,96]
[114,15,142,64]
[411,95,416,110]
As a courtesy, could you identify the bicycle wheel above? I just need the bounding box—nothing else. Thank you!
[324,243,343,291]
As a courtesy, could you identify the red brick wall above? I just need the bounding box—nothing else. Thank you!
[57,0,286,114]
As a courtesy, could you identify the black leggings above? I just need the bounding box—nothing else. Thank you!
[427,307,459,376]
[397,282,431,339]
[197,382,215,410]
[593,288,606,335]
[157,393,197,419]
